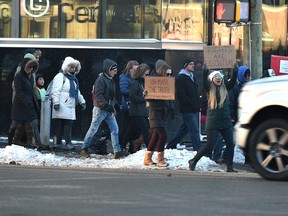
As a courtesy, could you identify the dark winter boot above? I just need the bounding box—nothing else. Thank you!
[13,124,25,145]
[188,159,197,171]
[114,151,123,159]
[25,122,34,145]
[226,166,238,173]
[8,128,16,145]
[80,148,90,158]
[129,135,144,154]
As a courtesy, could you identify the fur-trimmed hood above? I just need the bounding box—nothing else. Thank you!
[61,56,81,74]
[21,58,39,74]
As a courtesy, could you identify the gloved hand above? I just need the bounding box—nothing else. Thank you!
[104,104,114,113]
[81,103,86,111]
[53,104,60,111]
[143,90,147,97]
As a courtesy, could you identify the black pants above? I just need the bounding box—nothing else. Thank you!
[193,127,235,168]
[56,119,73,145]
[121,116,149,148]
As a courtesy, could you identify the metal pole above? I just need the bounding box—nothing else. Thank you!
[250,1,263,79]
[40,96,51,146]
[248,23,252,73]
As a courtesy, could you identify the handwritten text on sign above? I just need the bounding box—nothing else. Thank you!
[203,45,236,69]
[145,77,175,100]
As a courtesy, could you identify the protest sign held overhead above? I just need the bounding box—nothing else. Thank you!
[204,45,236,69]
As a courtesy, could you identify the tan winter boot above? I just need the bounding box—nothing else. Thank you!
[143,151,156,166]
[157,151,169,167]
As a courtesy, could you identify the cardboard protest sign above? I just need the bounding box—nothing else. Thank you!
[144,77,175,100]
[203,45,236,69]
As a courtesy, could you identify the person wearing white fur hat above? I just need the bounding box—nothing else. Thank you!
[188,64,238,173]
[51,56,86,151]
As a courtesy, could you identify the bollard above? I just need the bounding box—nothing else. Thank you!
[40,96,51,146]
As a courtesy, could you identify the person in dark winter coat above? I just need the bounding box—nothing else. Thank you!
[188,65,238,172]
[144,61,173,167]
[229,65,250,164]
[121,63,150,153]
[80,58,122,159]
[229,65,250,124]
[10,58,40,146]
[8,53,37,146]
[119,60,139,111]
[165,58,201,151]
[118,60,142,152]
[51,56,86,151]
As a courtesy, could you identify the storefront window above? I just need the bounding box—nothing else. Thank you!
[104,0,161,39]
[262,3,287,53]
[19,0,163,39]
[0,1,12,37]
[20,0,100,38]
[18,0,208,41]
[212,23,243,49]
[162,0,206,42]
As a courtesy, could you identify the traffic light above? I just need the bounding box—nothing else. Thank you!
[239,0,251,23]
[214,0,251,24]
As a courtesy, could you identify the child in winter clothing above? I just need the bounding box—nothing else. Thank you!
[36,74,47,110]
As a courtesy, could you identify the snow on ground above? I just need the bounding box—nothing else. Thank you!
[0,144,245,171]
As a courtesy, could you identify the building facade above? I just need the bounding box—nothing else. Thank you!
[0,0,287,140]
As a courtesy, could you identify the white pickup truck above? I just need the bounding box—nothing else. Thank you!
[235,75,288,181]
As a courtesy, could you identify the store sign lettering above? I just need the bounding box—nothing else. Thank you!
[59,3,99,23]
[0,1,11,22]
[20,1,99,23]
[22,0,50,18]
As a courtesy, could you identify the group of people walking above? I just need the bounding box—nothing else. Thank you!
[9,49,250,172]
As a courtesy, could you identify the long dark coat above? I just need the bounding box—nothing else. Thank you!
[11,60,39,122]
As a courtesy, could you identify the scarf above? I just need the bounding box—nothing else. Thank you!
[63,71,79,102]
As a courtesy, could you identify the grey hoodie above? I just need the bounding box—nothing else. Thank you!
[93,59,117,108]
[103,58,117,76]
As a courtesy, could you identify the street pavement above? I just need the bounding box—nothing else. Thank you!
[1,165,287,216]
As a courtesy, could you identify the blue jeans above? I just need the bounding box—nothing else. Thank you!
[166,112,201,151]
[82,107,121,152]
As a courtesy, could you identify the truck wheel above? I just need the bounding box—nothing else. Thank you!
[248,118,288,181]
